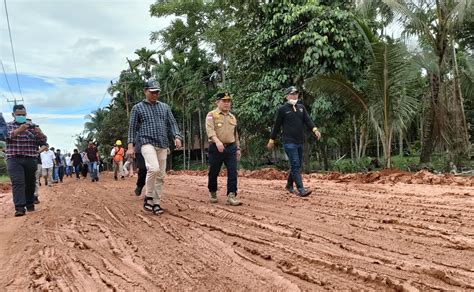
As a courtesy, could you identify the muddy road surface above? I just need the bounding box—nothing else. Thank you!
[0,170,473,291]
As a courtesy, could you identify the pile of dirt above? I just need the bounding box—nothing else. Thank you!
[312,169,474,186]
[170,168,474,186]
[0,182,11,192]
[170,168,289,180]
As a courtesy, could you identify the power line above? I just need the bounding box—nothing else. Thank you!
[0,59,16,100]
[3,0,23,100]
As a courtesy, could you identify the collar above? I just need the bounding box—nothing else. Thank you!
[215,108,231,115]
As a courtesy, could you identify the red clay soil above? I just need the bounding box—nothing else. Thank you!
[0,170,473,291]
[172,168,474,186]
[0,182,11,193]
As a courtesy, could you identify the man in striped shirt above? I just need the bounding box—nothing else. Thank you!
[127,79,182,215]
[6,104,47,217]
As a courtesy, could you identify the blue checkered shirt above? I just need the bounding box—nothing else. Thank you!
[128,100,182,148]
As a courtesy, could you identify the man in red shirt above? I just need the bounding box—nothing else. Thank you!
[85,141,100,182]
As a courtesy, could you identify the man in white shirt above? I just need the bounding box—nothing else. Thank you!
[40,145,55,186]
[65,153,72,177]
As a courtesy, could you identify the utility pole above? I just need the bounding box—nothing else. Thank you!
[124,83,129,117]
[7,97,23,106]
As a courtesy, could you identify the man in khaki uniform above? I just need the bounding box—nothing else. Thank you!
[205,92,242,206]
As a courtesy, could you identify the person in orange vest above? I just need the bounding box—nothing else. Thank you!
[110,140,125,180]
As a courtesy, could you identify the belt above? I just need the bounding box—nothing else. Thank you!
[213,142,236,147]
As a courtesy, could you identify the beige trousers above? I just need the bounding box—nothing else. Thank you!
[141,144,168,205]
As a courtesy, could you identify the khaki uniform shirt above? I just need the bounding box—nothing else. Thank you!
[205,108,240,148]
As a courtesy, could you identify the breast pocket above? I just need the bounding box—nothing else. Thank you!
[215,119,224,128]
[229,119,237,130]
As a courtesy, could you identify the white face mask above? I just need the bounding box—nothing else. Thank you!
[287,99,298,106]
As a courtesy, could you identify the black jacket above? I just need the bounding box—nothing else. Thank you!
[270,103,316,145]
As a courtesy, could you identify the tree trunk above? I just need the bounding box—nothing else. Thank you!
[419,73,439,165]
[382,130,392,168]
[376,132,380,159]
[188,115,192,170]
[359,125,368,158]
[303,138,310,173]
[452,41,470,161]
[182,99,186,170]
[198,108,204,166]
[399,132,403,157]
[353,115,359,159]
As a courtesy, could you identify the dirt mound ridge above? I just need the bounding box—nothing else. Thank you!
[170,168,474,186]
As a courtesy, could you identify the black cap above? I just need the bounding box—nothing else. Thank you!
[216,92,232,101]
[13,104,26,112]
[284,86,299,96]
[144,79,160,92]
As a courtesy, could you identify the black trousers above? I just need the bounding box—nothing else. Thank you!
[207,143,238,195]
[7,157,37,211]
[135,153,147,188]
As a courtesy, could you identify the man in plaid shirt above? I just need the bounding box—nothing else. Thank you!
[127,79,182,215]
[6,104,47,217]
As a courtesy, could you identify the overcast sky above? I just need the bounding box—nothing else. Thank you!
[1,0,170,153]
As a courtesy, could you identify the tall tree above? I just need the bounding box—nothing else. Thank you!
[384,0,472,166]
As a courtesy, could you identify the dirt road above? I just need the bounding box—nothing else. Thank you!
[0,170,473,291]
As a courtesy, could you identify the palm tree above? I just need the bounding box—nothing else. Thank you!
[305,24,419,168]
[383,0,472,166]
[84,108,109,142]
[134,47,158,79]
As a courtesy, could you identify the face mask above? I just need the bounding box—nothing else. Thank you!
[287,99,298,106]
[15,116,27,123]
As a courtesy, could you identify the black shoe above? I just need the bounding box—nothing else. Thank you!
[121,176,125,180]
[26,204,35,212]
[96,177,99,182]
[39,182,41,186]
[45,181,48,186]
[152,204,165,215]
[114,175,118,180]
[15,209,26,217]
[34,197,40,204]
[135,185,143,196]
[297,190,312,197]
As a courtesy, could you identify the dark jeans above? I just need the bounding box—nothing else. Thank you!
[283,143,305,193]
[208,143,238,195]
[135,153,147,188]
[88,161,98,180]
[57,166,64,182]
[52,165,59,182]
[7,157,37,211]
[74,164,81,178]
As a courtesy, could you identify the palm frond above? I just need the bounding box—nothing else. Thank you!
[383,0,436,46]
[446,0,473,30]
[412,50,439,75]
[305,74,368,112]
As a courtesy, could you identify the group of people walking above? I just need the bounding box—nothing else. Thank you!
[125,80,321,215]
[2,80,321,217]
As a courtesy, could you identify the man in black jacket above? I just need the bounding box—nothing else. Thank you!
[267,86,321,197]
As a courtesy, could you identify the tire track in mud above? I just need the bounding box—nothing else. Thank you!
[167,176,474,290]
[1,173,473,291]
